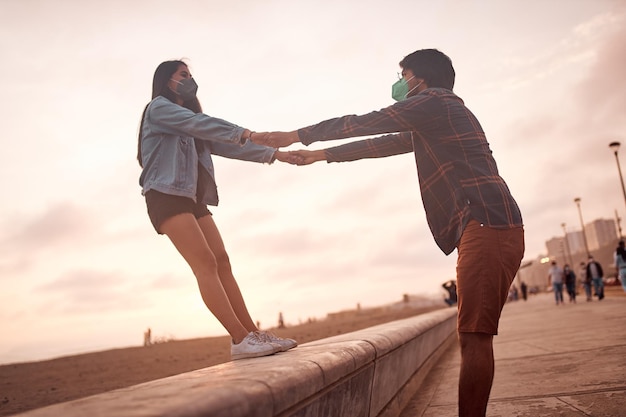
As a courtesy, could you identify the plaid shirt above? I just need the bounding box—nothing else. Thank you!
[298,88,523,255]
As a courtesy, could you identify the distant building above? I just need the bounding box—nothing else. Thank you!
[546,230,585,260]
[516,217,620,292]
[586,218,618,250]
[545,236,563,259]
[547,219,617,258]
[567,230,586,255]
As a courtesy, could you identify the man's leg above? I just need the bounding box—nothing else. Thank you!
[459,332,494,417]
[592,278,599,296]
[598,278,605,299]
[456,221,524,417]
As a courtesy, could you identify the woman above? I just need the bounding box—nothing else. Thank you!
[563,264,576,303]
[138,60,297,360]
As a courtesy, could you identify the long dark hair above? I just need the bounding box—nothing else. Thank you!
[137,60,202,167]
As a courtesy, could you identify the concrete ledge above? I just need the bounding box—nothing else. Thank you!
[16,308,457,417]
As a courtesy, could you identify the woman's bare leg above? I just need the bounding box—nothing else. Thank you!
[160,213,250,343]
[197,215,258,332]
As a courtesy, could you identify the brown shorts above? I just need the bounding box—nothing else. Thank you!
[145,190,211,234]
[456,220,525,335]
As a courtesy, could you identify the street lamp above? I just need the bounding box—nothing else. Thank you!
[574,197,590,257]
[610,141,626,233]
[561,222,573,266]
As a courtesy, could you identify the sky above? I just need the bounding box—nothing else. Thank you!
[0,0,625,364]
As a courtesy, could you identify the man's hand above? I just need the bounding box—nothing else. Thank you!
[251,131,300,148]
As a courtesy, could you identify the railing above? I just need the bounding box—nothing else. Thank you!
[16,308,457,417]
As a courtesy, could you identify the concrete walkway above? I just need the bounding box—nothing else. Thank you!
[401,287,626,417]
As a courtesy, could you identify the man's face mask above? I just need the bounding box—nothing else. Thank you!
[171,77,198,101]
[391,75,422,101]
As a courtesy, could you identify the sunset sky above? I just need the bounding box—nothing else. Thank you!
[1,0,624,364]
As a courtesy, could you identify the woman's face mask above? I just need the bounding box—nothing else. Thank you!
[171,77,198,101]
[391,75,422,101]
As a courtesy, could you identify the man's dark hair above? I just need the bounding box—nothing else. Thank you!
[399,49,455,90]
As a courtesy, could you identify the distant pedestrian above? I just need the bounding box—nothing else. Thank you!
[586,256,604,300]
[144,328,152,346]
[442,280,458,306]
[548,261,564,305]
[564,264,576,303]
[520,281,528,301]
[579,261,592,301]
[614,240,626,293]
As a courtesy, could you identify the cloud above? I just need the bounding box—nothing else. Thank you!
[485,12,626,260]
[35,269,169,315]
[0,203,101,278]
[149,273,190,290]
[37,269,126,309]
[573,24,626,127]
[1,202,96,251]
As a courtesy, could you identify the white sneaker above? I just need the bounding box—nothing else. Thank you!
[256,331,298,352]
[231,332,280,360]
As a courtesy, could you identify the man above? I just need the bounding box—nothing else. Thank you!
[547,261,564,305]
[253,49,524,417]
[586,256,604,300]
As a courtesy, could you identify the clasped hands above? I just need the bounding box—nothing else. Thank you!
[250,131,325,166]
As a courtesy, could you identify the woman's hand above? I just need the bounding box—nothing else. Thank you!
[274,149,326,165]
[286,149,326,165]
[274,150,303,165]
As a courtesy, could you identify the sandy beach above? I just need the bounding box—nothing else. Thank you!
[0,303,443,416]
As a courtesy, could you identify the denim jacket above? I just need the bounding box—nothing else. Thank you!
[139,96,276,205]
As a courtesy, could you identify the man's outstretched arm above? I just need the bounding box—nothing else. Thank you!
[282,132,414,166]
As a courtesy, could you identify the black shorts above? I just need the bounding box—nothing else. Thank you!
[145,190,212,234]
